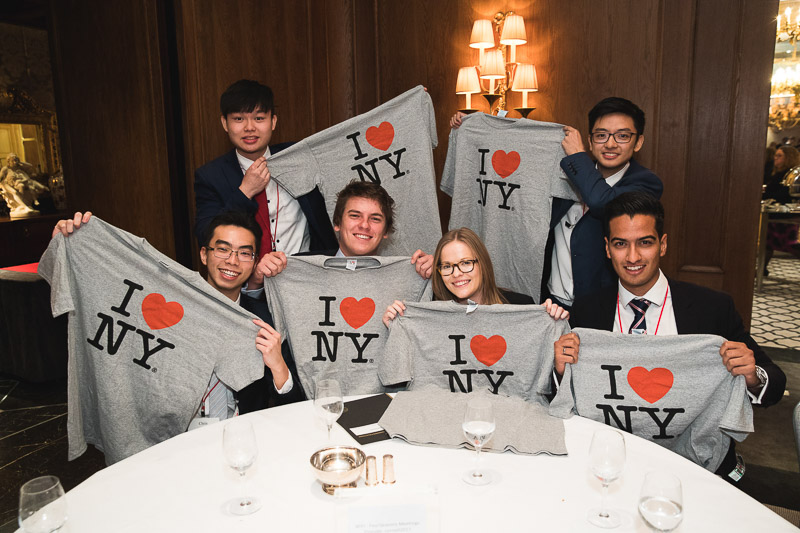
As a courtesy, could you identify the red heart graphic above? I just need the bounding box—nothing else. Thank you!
[627,367,673,404]
[365,122,395,151]
[470,335,507,366]
[491,150,521,178]
[339,297,375,329]
[141,293,184,330]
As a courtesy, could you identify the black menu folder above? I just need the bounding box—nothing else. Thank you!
[337,394,394,445]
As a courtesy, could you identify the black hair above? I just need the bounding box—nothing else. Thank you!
[588,97,645,135]
[603,192,664,238]
[219,79,275,117]
[203,211,263,255]
[332,180,396,234]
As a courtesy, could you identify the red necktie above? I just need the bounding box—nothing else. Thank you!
[254,189,273,259]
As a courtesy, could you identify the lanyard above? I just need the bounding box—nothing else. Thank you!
[268,186,279,252]
[617,285,669,335]
[199,379,221,417]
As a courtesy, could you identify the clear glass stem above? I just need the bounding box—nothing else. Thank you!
[327,423,332,440]
[599,482,610,518]
[473,445,483,476]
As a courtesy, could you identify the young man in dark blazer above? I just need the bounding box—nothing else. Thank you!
[554,191,786,484]
[542,97,664,311]
[193,79,337,262]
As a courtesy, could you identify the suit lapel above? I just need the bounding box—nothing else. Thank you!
[668,278,692,334]
[222,149,245,191]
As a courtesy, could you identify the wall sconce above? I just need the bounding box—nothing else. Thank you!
[457,11,537,117]
[456,67,481,113]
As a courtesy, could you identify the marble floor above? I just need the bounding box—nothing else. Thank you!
[752,252,800,349]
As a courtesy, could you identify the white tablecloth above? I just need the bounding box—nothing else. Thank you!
[57,399,797,532]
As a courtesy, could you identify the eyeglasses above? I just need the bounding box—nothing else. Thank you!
[206,246,256,262]
[590,131,637,144]
[438,259,478,276]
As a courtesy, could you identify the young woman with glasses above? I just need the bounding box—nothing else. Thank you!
[382,227,568,325]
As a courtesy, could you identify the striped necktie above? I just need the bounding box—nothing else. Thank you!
[628,298,651,334]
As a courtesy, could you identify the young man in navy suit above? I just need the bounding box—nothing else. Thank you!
[542,97,663,311]
[193,79,337,272]
[554,191,786,484]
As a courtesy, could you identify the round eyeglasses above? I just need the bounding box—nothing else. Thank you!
[438,259,478,276]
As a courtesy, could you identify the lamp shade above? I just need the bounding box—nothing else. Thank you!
[500,14,527,45]
[469,19,495,49]
[456,67,481,94]
[511,64,538,91]
[480,50,505,79]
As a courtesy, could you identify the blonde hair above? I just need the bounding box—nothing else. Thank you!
[431,227,507,305]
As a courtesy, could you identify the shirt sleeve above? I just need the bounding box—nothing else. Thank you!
[440,128,459,197]
[265,140,322,199]
[274,372,293,394]
[378,316,415,387]
[422,89,438,149]
[37,234,75,317]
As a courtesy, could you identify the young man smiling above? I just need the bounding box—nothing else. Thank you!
[543,97,664,310]
[193,79,336,258]
[246,181,433,287]
[554,192,786,484]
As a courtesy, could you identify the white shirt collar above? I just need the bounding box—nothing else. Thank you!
[618,269,669,308]
[596,161,630,187]
[335,248,346,258]
[235,146,271,172]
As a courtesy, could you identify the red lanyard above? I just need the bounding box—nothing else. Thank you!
[269,186,279,252]
[617,285,669,335]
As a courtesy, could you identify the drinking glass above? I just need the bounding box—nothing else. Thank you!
[587,429,626,528]
[314,378,343,441]
[222,418,261,515]
[461,396,496,486]
[18,475,67,532]
[639,471,683,532]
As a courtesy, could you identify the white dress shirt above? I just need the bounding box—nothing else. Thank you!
[548,162,629,306]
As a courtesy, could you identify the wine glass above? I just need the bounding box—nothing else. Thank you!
[18,475,67,532]
[587,429,626,528]
[461,396,496,486]
[222,418,261,515]
[639,471,683,532]
[314,378,343,441]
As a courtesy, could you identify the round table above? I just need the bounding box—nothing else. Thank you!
[57,399,797,532]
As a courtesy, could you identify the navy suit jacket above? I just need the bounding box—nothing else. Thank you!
[236,293,305,413]
[542,153,663,302]
[570,278,786,408]
[193,144,337,252]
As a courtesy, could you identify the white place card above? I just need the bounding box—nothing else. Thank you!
[336,487,440,533]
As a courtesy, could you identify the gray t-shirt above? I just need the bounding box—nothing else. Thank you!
[441,114,579,301]
[380,301,569,405]
[267,85,441,256]
[549,328,754,472]
[264,256,431,396]
[38,218,264,464]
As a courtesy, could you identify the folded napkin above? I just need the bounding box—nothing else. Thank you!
[378,386,567,456]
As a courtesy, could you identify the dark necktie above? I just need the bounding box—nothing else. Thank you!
[628,298,651,334]
[254,189,273,260]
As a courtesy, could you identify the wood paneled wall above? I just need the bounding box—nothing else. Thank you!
[50,0,777,325]
[49,0,179,257]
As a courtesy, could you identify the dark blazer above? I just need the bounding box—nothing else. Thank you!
[193,144,337,252]
[570,278,786,408]
[236,293,305,413]
[542,153,663,302]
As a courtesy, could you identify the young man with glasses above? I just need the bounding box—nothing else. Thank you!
[52,211,301,423]
[542,97,664,311]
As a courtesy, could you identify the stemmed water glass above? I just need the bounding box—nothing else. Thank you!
[461,396,496,486]
[18,475,67,532]
[587,429,626,528]
[222,418,261,515]
[639,471,683,532]
[314,378,344,441]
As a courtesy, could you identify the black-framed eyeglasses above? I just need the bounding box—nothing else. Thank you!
[590,131,637,144]
[438,259,478,276]
[206,246,256,262]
